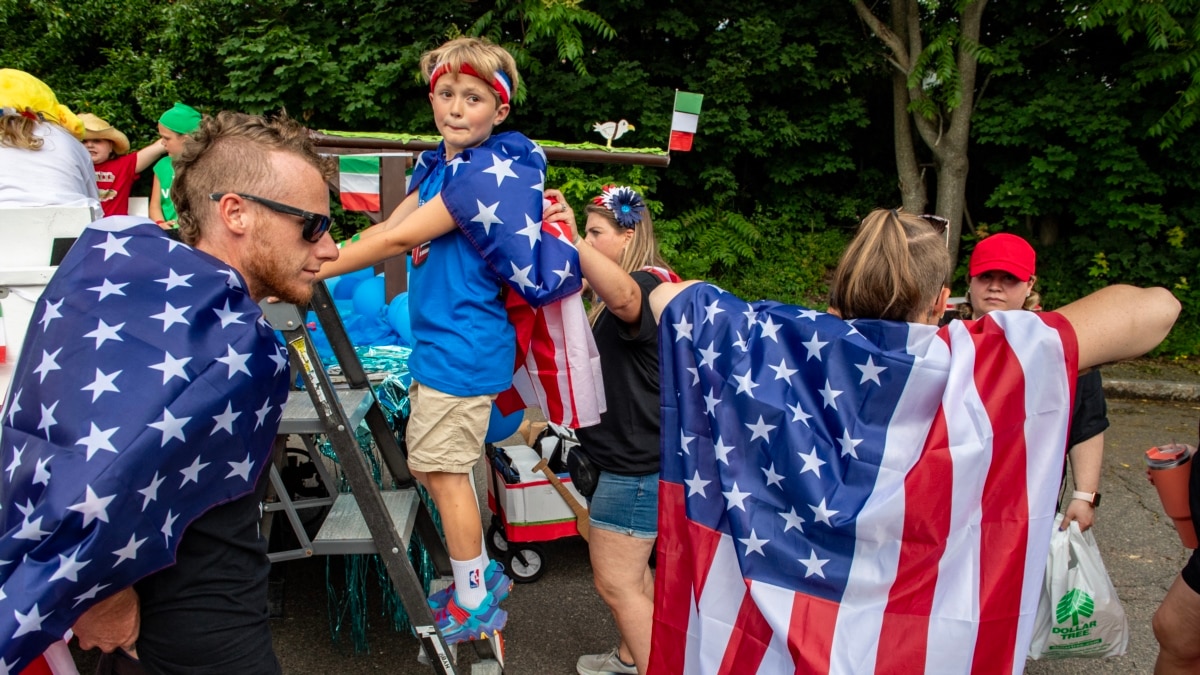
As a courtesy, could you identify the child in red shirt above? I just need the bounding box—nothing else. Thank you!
[78,113,166,217]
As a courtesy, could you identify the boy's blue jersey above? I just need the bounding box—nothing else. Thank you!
[409,153,516,397]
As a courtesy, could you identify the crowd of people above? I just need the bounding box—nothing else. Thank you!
[0,36,1195,675]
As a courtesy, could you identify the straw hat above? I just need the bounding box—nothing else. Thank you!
[77,113,130,155]
[0,69,84,139]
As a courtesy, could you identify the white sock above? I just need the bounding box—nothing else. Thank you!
[451,551,491,610]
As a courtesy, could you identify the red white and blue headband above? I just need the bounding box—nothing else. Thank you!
[429,62,514,105]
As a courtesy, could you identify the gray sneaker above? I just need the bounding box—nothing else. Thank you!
[577,647,637,675]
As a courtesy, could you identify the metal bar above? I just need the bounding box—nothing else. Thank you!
[312,133,671,168]
[268,465,314,556]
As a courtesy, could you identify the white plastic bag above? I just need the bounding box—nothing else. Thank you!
[1028,514,1129,660]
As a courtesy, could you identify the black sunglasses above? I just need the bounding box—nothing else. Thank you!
[210,192,332,243]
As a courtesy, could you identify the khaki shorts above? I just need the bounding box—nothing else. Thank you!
[406,380,494,474]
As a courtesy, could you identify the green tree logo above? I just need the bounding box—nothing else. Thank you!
[1056,589,1095,626]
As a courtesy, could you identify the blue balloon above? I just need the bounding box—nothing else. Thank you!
[322,275,340,299]
[485,404,524,444]
[331,267,374,301]
[352,275,388,319]
[386,292,412,345]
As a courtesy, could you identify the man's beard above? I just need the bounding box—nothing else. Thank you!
[244,229,315,306]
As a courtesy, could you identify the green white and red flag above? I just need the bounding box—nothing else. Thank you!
[669,91,704,152]
[338,155,381,212]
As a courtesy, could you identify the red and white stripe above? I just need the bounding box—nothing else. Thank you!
[650,311,1077,674]
[497,288,604,429]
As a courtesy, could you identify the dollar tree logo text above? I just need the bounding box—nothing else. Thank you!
[1053,588,1097,639]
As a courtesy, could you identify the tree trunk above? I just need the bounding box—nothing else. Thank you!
[853,0,989,264]
[891,0,926,212]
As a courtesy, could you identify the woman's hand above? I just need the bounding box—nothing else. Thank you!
[543,188,577,234]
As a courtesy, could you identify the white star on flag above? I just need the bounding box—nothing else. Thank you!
[819,380,843,409]
[800,549,830,578]
[762,463,784,488]
[48,548,89,583]
[759,316,782,342]
[138,472,165,511]
[112,533,147,566]
[722,482,751,511]
[838,429,864,458]
[810,498,839,526]
[508,262,537,291]
[211,402,241,435]
[38,299,63,331]
[685,470,711,498]
[156,269,193,290]
[213,300,246,328]
[88,278,128,301]
[83,319,124,349]
[179,456,210,486]
[517,215,541,249]
[483,155,519,186]
[12,603,50,637]
[216,345,252,379]
[802,332,828,361]
[798,447,826,477]
[779,507,805,533]
[471,200,503,235]
[33,348,62,383]
[81,369,121,402]
[148,409,190,446]
[768,358,797,381]
[703,300,724,324]
[150,351,192,384]
[673,315,694,342]
[856,355,887,385]
[226,454,253,481]
[150,302,191,331]
[745,415,776,442]
[66,485,115,527]
[739,529,769,556]
[733,369,759,398]
[93,232,131,260]
[713,436,736,465]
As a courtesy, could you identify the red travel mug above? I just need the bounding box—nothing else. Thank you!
[1146,444,1198,549]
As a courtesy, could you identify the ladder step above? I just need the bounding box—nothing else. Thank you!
[278,388,374,434]
[312,489,420,555]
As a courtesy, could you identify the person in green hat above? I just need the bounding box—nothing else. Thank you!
[149,102,201,228]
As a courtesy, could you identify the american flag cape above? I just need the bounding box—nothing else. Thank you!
[409,132,604,428]
[0,217,289,671]
[651,283,1078,675]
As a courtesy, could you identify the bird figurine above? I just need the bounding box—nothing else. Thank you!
[593,119,635,148]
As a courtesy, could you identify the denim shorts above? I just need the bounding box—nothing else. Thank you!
[588,470,659,539]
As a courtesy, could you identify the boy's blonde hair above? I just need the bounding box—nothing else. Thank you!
[419,37,520,105]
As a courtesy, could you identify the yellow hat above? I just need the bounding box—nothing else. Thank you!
[77,113,131,155]
[0,69,84,140]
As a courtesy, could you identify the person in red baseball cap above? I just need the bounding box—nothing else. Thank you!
[961,231,1107,536]
[965,232,1039,314]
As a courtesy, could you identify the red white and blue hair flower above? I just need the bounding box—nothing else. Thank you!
[592,185,645,229]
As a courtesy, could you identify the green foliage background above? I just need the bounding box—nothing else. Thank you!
[3,0,1198,354]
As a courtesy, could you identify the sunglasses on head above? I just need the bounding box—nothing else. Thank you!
[210,192,332,243]
[919,214,950,247]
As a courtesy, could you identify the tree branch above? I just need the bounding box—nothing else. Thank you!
[852,0,911,70]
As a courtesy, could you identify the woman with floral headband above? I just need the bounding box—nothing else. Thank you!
[546,185,677,675]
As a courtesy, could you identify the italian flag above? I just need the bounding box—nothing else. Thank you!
[0,303,6,364]
[668,91,703,152]
[338,155,381,212]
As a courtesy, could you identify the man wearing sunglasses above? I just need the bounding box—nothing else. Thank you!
[0,111,337,673]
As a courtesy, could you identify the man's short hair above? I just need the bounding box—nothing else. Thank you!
[173,111,332,245]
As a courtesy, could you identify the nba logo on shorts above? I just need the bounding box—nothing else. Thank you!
[469,569,481,589]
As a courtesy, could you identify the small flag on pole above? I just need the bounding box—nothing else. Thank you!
[338,155,382,212]
[669,91,703,152]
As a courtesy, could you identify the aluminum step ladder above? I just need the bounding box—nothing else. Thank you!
[261,281,502,675]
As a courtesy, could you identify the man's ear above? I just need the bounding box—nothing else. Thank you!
[212,193,248,237]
